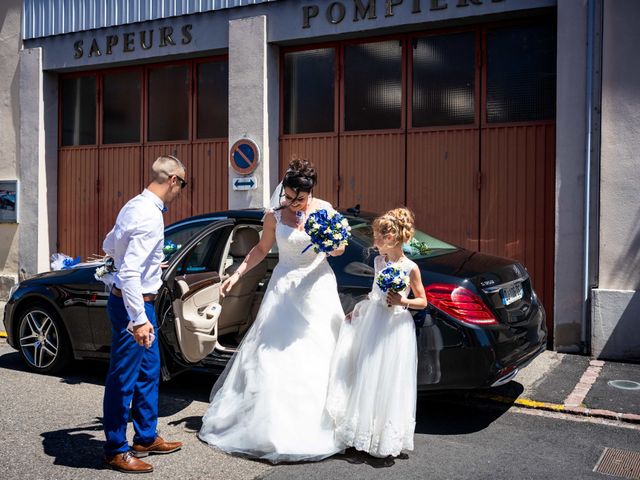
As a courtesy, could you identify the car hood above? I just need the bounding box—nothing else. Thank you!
[21,263,102,284]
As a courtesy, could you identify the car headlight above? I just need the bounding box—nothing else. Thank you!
[8,283,19,299]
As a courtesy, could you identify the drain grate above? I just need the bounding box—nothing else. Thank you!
[594,447,640,479]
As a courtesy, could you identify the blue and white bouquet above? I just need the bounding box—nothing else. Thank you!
[50,253,81,271]
[376,265,410,293]
[163,240,181,260]
[302,209,351,254]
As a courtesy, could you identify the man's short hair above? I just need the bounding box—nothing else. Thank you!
[151,155,186,183]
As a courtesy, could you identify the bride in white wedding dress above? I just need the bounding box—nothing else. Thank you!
[198,159,346,463]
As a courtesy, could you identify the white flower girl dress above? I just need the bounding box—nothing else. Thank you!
[327,255,418,458]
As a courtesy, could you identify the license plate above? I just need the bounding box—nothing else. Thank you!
[500,282,523,306]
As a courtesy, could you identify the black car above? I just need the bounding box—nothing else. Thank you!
[3,209,547,390]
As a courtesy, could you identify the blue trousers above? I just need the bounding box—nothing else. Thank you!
[103,294,160,456]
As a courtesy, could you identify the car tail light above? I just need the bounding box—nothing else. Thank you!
[425,283,498,325]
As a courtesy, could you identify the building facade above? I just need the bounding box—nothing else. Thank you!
[0,0,638,360]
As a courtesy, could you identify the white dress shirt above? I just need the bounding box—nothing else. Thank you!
[103,189,165,326]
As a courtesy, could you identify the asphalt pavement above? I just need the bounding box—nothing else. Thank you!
[0,340,270,480]
[1,340,640,480]
[460,350,640,424]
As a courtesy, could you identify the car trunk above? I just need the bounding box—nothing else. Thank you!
[418,249,547,377]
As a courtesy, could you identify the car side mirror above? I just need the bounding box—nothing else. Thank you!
[344,261,374,277]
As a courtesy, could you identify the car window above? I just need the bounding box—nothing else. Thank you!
[177,227,226,274]
[346,216,457,260]
[164,220,213,262]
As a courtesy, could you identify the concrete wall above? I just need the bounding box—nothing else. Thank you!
[599,0,640,291]
[0,0,22,300]
[227,15,279,209]
[592,0,640,360]
[554,0,588,353]
[18,48,58,276]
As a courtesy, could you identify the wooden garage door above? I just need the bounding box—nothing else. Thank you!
[280,20,556,336]
[58,57,228,259]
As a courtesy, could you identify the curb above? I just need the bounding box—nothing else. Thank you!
[468,392,640,425]
[0,331,6,338]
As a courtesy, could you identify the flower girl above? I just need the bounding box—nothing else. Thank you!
[327,208,427,463]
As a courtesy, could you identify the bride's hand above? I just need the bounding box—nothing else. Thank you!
[220,272,240,297]
[328,244,346,257]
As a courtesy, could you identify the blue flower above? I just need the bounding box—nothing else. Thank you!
[376,265,409,293]
[163,240,181,259]
[62,256,81,269]
[302,209,352,254]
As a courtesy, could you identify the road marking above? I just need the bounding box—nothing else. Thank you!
[564,359,604,407]
[465,390,640,425]
[512,406,640,431]
[472,393,565,412]
[0,331,6,338]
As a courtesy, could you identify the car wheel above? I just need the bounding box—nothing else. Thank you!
[16,304,71,374]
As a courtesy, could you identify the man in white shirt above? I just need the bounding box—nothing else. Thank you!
[102,155,186,474]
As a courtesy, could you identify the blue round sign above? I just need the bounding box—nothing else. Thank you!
[230,139,259,174]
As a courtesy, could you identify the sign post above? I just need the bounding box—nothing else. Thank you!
[230,139,260,175]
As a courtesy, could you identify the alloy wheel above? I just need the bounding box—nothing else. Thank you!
[18,309,60,369]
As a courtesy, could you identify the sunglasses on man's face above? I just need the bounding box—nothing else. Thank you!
[173,175,187,189]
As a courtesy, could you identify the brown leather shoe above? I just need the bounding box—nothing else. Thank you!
[132,436,182,457]
[104,451,153,473]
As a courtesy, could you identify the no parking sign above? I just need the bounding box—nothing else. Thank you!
[230,139,260,175]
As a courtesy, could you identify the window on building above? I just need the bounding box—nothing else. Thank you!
[196,60,229,139]
[61,76,96,146]
[486,23,556,123]
[412,32,476,128]
[102,70,141,144]
[148,65,189,141]
[344,40,403,131]
[283,48,335,135]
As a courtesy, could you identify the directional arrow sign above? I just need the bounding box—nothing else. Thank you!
[232,176,258,191]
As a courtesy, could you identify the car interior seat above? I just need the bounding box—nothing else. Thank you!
[217,226,267,336]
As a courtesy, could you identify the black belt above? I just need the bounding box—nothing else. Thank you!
[111,287,156,302]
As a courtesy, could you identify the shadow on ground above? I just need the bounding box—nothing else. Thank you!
[0,347,109,387]
[415,383,524,435]
[40,418,105,470]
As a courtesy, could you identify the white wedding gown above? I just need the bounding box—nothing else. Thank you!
[327,255,418,458]
[198,206,346,463]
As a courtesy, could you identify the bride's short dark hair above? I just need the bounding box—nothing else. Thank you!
[282,158,317,193]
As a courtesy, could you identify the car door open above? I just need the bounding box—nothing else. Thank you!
[162,220,234,364]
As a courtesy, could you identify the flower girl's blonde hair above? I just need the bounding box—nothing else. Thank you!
[373,208,415,246]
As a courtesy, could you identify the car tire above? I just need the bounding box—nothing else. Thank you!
[15,304,72,374]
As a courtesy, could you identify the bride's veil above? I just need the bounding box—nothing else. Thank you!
[268,181,284,211]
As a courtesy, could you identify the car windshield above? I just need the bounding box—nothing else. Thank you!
[347,216,458,260]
